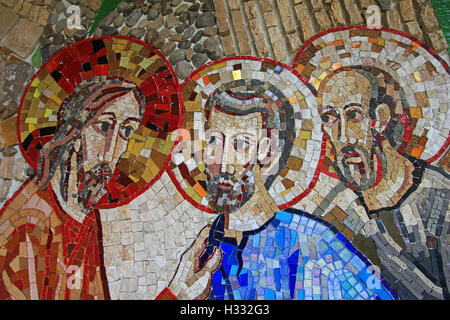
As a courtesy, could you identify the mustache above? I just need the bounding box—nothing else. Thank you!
[206,172,255,213]
[77,162,113,212]
[207,173,239,188]
[334,144,385,191]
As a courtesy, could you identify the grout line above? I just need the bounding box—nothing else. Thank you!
[304,0,320,34]
[338,0,352,27]
[0,4,19,43]
[269,0,292,64]
[287,0,304,43]
[352,0,366,25]
[379,4,389,30]
[253,0,275,59]
[237,0,257,56]
[223,0,240,55]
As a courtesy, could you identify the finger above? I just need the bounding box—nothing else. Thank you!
[192,249,224,300]
[192,246,222,280]
[194,275,214,300]
[197,224,212,242]
[203,246,222,273]
[192,224,212,250]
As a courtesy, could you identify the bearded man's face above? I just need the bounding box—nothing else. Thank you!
[319,71,387,191]
[204,108,263,214]
[75,91,140,212]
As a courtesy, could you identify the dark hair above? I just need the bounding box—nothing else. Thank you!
[35,76,145,201]
[352,66,409,151]
[203,79,295,190]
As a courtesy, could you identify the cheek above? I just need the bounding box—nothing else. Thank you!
[81,126,104,163]
[322,124,338,143]
[348,118,370,142]
[236,144,257,167]
[205,144,222,177]
[206,163,221,177]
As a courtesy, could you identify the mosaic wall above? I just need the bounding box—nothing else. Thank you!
[0,0,449,300]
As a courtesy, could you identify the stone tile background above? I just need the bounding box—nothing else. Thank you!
[214,0,448,65]
[39,0,224,80]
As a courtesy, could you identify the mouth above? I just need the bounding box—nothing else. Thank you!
[206,173,248,214]
[97,167,112,178]
[334,144,383,191]
[344,151,363,165]
[339,149,367,183]
[78,162,113,212]
[219,182,233,190]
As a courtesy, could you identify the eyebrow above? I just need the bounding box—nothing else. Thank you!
[96,111,116,119]
[122,117,140,124]
[343,103,363,110]
[232,132,256,138]
[208,129,256,139]
[320,105,338,114]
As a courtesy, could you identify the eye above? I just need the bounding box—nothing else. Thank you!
[233,138,249,151]
[207,134,222,146]
[320,113,338,125]
[120,125,136,139]
[346,109,363,122]
[94,121,112,133]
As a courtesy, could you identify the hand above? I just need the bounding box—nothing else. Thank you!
[168,225,223,300]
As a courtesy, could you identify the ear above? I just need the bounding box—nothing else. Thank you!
[374,103,390,133]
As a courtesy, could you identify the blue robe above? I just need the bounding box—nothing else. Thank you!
[209,208,397,300]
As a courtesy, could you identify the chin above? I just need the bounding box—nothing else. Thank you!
[206,174,256,214]
[208,192,244,214]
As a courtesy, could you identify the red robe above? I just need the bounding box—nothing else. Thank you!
[0,178,109,299]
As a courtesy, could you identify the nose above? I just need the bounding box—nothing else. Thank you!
[338,117,348,144]
[220,137,235,174]
[103,125,125,164]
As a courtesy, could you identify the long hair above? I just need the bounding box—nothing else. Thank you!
[35,76,145,202]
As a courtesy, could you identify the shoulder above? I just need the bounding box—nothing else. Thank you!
[402,165,449,210]
[419,164,449,190]
[0,179,58,243]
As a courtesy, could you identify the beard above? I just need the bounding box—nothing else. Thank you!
[206,171,256,214]
[333,144,386,192]
[76,162,113,213]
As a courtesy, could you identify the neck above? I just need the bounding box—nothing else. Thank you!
[360,142,415,212]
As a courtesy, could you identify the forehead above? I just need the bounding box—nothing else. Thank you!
[209,108,262,133]
[320,71,371,109]
[100,91,140,118]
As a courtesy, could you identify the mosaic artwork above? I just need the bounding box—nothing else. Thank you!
[165,56,396,300]
[0,0,449,302]
[1,36,180,299]
[293,27,450,300]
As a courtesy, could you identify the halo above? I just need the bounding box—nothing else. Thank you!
[17,36,182,208]
[167,56,325,214]
[292,26,450,174]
